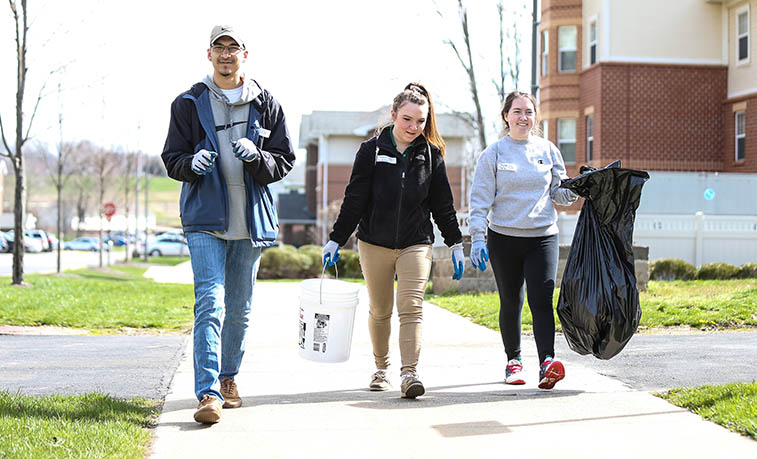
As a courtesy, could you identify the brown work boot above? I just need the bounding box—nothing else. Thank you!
[220,378,242,408]
[193,394,222,424]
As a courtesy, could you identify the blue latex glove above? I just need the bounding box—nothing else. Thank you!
[191,149,217,175]
[232,138,260,162]
[470,240,489,271]
[451,243,464,280]
[322,240,340,267]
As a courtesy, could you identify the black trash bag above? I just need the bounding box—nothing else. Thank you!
[556,161,650,359]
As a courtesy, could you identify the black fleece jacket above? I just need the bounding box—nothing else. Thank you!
[329,128,462,249]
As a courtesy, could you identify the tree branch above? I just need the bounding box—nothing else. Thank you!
[24,65,64,141]
[0,115,11,157]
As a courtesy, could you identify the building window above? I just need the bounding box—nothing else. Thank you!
[586,115,594,161]
[735,111,746,161]
[589,20,597,65]
[737,8,749,62]
[541,30,549,76]
[540,120,549,140]
[558,26,577,72]
[558,118,576,163]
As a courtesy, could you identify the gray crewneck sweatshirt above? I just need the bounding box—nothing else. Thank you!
[469,135,578,241]
[202,75,262,240]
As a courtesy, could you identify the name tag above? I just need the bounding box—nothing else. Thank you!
[376,155,397,164]
[497,162,517,171]
[258,127,271,139]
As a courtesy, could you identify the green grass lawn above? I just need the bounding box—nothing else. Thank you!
[0,391,158,458]
[657,382,757,440]
[0,265,194,333]
[427,279,757,332]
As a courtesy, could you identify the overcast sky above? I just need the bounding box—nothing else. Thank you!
[0,0,533,162]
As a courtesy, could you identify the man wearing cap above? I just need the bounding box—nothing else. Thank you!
[162,25,295,424]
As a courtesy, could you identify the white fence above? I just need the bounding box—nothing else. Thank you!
[556,212,757,267]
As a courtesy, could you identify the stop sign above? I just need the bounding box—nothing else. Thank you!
[103,202,116,221]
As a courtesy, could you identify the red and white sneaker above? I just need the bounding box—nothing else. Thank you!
[538,357,565,390]
[505,359,526,385]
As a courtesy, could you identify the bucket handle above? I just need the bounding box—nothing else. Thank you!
[320,262,339,305]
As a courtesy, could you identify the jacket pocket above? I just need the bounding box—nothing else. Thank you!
[249,182,278,243]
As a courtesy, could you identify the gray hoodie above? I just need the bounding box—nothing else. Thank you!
[202,75,262,240]
[469,135,578,241]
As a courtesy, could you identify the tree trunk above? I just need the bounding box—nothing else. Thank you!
[56,179,62,274]
[12,155,25,284]
[10,0,29,285]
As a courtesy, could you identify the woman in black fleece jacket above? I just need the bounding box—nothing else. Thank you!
[322,83,464,399]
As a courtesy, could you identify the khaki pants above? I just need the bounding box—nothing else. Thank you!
[358,240,432,375]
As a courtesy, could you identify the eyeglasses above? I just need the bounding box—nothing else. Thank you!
[211,45,244,55]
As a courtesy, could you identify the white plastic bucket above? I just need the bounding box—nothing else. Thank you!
[298,278,359,363]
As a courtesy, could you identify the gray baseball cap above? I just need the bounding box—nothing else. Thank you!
[209,25,245,49]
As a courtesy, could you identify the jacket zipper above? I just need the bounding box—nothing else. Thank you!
[394,160,407,248]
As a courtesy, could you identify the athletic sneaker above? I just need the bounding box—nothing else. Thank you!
[505,358,526,385]
[400,373,425,399]
[369,370,391,391]
[538,357,565,390]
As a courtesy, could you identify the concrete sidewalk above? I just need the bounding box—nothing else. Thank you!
[148,267,755,458]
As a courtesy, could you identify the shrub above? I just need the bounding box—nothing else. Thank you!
[696,262,740,280]
[258,246,310,279]
[335,249,362,279]
[649,258,696,281]
[737,262,757,279]
[297,245,323,278]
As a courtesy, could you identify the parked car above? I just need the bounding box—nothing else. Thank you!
[47,233,60,250]
[27,229,52,252]
[64,237,110,252]
[104,234,127,246]
[5,230,44,253]
[138,233,189,257]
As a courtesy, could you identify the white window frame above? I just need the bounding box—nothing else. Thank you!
[735,111,746,161]
[557,118,576,163]
[586,115,594,161]
[541,30,549,76]
[588,19,597,66]
[558,26,577,73]
[737,5,750,65]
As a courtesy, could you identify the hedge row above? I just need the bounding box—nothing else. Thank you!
[649,259,757,281]
[258,244,362,279]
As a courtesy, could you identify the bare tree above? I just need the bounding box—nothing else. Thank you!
[0,1,64,284]
[437,0,487,153]
[0,0,33,284]
[39,80,79,273]
[67,141,97,237]
[438,0,526,146]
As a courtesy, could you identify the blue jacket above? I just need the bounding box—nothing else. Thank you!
[161,81,295,246]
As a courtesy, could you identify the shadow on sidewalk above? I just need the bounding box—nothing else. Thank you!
[160,382,584,417]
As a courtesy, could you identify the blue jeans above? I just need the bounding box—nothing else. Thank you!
[186,232,262,402]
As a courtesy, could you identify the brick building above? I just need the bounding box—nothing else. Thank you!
[538,0,757,175]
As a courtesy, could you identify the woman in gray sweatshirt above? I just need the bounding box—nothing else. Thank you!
[468,91,578,390]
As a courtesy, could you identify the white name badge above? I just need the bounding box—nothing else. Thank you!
[258,127,271,138]
[497,162,517,171]
[376,155,397,164]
